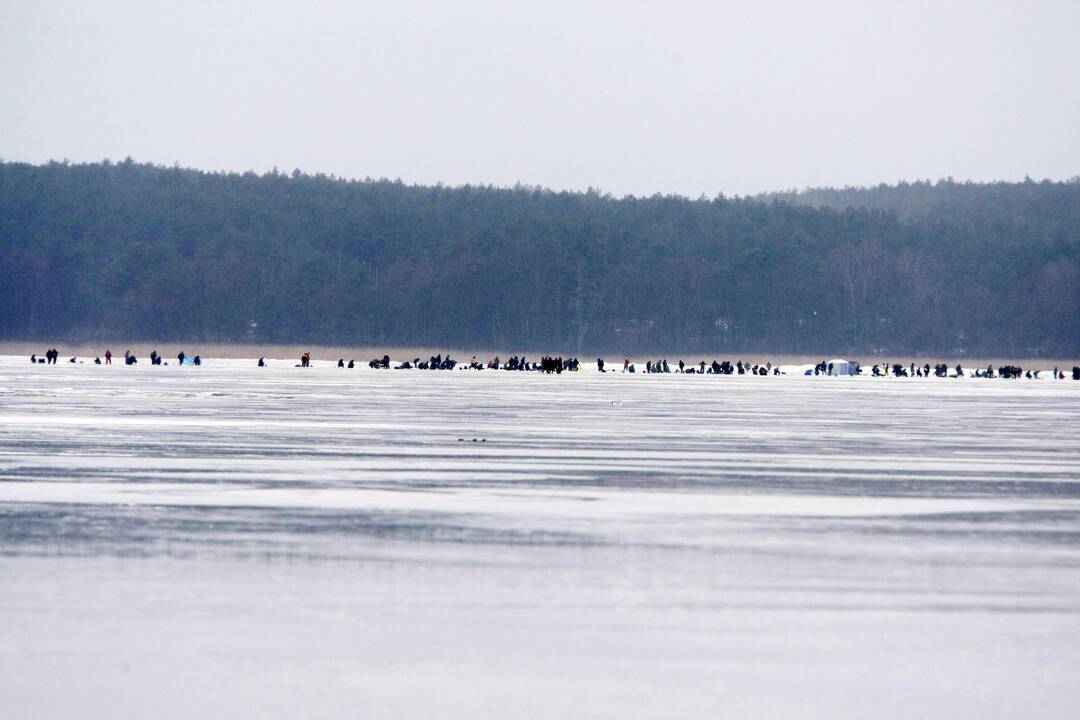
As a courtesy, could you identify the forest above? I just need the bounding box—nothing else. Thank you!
[1,159,1078,356]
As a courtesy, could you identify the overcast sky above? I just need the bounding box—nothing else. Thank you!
[1,1,1077,196]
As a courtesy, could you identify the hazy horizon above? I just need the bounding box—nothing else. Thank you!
[2,1,1078,198]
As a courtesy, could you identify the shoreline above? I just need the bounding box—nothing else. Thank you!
[0,340,1075,370]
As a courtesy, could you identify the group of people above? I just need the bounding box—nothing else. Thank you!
[619,358,781,375]
[30,349,62,364]
[870,362,952,377]
[30,349,200,366]
[866,361,1079,380]
[327,353,584,373]
[29,348,1080,381]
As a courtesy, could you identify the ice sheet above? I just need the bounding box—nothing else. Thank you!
[1,356,1079,718]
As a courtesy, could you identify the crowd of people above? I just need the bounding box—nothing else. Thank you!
[620,358,781,375]
[320,353,583,373]
[866,361,1076,380]
[29,349,200,366]
[26,348,1080,381]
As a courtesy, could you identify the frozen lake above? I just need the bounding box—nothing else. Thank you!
[1,357,1079,718]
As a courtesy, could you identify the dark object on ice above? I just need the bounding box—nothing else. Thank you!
[338,358,345,368]
[177,351,185,365]
[105,350,112,365]
[124,350,137,365]
[94,357,101,365]
[998,365,1022,379]
[347,359,355,368]
[597,358,605,372]
[150,351,161,365]
[369,355,391,369]
[193,356,201,366]
[1073,367,1080,381]
[258,357,265,367]
[68,357,76,363]
[301,352,310,367]
[30,354,36,363]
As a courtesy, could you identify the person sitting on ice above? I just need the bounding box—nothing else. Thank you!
[258,357,266,367]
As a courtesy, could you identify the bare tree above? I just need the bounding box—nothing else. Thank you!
[825,240,892,347]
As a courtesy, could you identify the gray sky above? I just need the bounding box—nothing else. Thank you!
[1,0,1077,197]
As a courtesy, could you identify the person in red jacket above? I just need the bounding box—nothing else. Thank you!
[104,349,112,365]
[301,351,311,367]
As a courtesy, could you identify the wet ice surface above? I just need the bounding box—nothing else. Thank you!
[1,358,1079,718]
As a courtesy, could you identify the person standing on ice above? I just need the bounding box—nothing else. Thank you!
[105,349,111,365]
[178,350,186,366]
[301,352,310,367]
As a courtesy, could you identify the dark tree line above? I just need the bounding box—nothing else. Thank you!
[1,159,1078,356]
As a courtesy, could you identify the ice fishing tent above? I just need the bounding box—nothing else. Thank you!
[827,358,857,376]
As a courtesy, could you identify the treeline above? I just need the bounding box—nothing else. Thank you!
[1,160,1078,356]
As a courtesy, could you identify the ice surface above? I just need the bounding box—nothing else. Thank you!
[1,356,1079,718]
